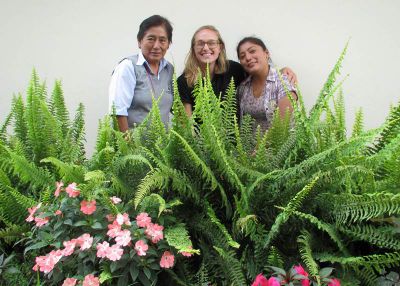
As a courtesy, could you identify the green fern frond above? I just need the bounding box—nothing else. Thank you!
[221,78,238,147]
[339,224,400,250]
[367,100,400,155]
[293,210,349,255]
[351,108,364,138]
[165,224,199,255]
[6,148,54,192]
[316,251,400,273]
[41,157,85,183]
[310,41,349,123]
[0,224,30,244]
[297,230,320,283]
[207,204,240,249]
[266,246,284,269]
[62,103,86,164]
[0,112,12,143]
[49,80,70,137]
[333,88,346,142]
[0,185,36,225]
[352,266,378,286]
[170,130,227,207]
[213,246,247,286]
[264,176,319,249]
[10,94,28,149]
[239,114,255,154]
[330,192,400,224]
[133,169,166,208]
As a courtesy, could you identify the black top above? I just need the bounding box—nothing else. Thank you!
[177,60,246,106]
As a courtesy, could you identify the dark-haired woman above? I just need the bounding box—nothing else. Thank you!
[237,37,297,132]
[109,15,174,132]
[177,25,297,117]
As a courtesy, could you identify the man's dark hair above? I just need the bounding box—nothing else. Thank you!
[236,36,268,58]
[137,15,173,43]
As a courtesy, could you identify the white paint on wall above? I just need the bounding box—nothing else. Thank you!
[1,0,399,155]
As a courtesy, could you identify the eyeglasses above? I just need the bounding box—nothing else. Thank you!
[194,40,220,49]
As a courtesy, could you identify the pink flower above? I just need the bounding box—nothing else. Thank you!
[34,215,49,227]
[115,229,131,246]
[136,212,152,228]
[252,274,280,286]
[116,213,131,226]
[62,239,77,256]
[294,265,310,286]
[160,251,175,269]
[110,196,122,204]
[80,200,96,215]
[134,240,149,256]
[55,209,62,216]
[76,233,93,250]
[26,203,41,222]
[65,182,80,198]
[328,278,341,286]
[82,274,100,286]
[96,241,110,258]
[62,277,78,286]
[145,223,164,243]
[252,274,268,286]
[181,246,193,257]
[105,244,123,261]
[54,181,64,197]
[33,250,63,273]
[32,264,38,271]
[106,214,115,222]
[107,221,122,238]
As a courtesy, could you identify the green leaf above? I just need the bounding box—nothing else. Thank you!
[99,270,113,283]
[149,263,160,271]
[138,271,151,286]
[130,263,139,281]
[319,267,334,278]
[118,275,129,286]
[74,220,88,226]
[24,241,48,254]
[143,267,151,280]
[91,222,103,229]
[63,219,73,225]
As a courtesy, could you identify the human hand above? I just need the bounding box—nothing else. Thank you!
[280,67,298,85]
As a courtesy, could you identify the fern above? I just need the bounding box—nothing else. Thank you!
[213,246,247,286]
[330,192,400,224]
[266,246,284,269]
[206,204,240,249]
[310,41,349,123]
[263,176,319,249]
[133,169,166,208]
[339,224,400,250]
[49,79,70,137]
[316,251,400,273]
[293,210,349,255]
[352,108,364,138]
[297,230,320,284]
[41,157,85,183]
[165,224,199,255]
[367,101,400,155]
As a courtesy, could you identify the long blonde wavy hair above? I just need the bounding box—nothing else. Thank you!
[183,25,229,87]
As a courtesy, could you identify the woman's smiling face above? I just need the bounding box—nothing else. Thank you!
[238,41,269,75]
[193,29,221,66]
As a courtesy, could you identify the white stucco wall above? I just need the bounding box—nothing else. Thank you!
[1,0,399,155]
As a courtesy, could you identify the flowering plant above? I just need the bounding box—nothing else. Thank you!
[252,264,340,286]
[24,181,198,285]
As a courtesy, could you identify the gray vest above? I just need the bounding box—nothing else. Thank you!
[126,55,174,128]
